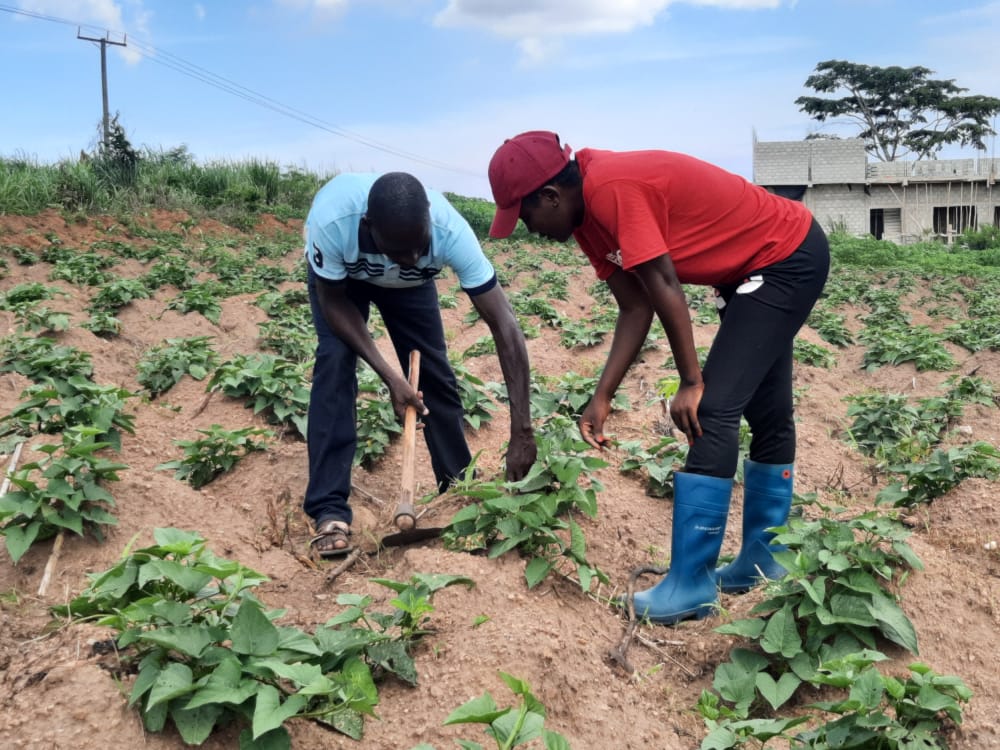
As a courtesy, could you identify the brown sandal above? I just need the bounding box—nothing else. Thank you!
[310,519,353,559]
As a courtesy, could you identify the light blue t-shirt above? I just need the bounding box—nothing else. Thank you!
[304,173,496,294]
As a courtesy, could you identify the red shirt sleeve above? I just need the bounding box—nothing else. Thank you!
[587,180,670,271]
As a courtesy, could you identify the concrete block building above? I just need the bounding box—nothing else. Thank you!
[753,138,1000,244]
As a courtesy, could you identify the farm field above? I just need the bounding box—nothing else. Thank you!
[0,207,999,750]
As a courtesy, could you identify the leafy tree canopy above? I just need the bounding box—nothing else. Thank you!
[796,60,1000,162]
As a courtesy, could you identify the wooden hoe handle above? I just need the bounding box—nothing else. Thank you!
[393,350,421,531]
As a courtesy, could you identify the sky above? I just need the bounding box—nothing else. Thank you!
[2,0,999,199]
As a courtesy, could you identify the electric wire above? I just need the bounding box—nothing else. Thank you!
[0,3,481,176]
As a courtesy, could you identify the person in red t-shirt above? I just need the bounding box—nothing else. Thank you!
[487,131,829,625]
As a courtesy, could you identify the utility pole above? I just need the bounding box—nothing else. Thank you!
[77,29,127,150]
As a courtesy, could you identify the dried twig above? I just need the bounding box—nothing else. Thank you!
[191,390,214,418]
[1,442,25,498]
[323,547,364,586]
[608,565,667,676]
[350,483,386,508]
[37,530,65,597]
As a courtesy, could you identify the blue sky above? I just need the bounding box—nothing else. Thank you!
[2,0,999,199]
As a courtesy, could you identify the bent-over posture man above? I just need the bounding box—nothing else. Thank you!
[487,132,829,624]
[304,171,536,558]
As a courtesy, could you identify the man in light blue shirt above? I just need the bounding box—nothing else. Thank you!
[303,172,536,557]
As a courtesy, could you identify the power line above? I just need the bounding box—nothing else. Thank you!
[0,3,482,177]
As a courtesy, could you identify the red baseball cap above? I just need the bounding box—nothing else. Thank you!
[488,130,572,238]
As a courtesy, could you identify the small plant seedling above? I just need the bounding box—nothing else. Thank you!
[157,424,272,489]
[137,336,220,398]
[411,672,571,750]
[0,426,124,563]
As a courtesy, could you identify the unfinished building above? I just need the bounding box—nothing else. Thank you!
[753,138,1000,244]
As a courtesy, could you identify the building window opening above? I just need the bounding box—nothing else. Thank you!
[870,208,901,240]
[933,206,977,236]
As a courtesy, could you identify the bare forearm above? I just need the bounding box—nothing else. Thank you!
[490,316,533,435]
[594,304,653,400]
[318,292,402,388]
[653,287,701,386]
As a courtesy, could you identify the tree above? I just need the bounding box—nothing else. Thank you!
[796,60,1000,162]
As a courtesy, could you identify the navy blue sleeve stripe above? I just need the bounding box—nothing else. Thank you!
[463,273,498,297]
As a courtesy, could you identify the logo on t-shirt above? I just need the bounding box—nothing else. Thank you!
[312,243,324,269]
[606,249,623,267]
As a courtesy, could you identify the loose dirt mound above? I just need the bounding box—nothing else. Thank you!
[0,210,998,749]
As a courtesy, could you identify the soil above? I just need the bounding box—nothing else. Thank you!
[0,209,998,750]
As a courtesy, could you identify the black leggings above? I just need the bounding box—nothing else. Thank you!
[684,219,830,478]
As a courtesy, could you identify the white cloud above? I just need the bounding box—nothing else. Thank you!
[17,0,150,64]
[194,3,206,21]
[434,0,782,38]
[434,0,785,63]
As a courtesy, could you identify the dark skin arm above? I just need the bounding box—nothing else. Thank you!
[579,269,654,448]
[631,254,704,444]
[470,284,537,480]
[579,255,704,447]
[314,276,427,421]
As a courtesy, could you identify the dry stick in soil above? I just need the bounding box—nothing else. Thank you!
[608,565,667,675]
[350,482,387,508]
[37,532,65,597]
[324,547,365,585]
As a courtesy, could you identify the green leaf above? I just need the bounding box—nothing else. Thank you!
[138,625,213,657]
[146,662,195,710]
[493,709,545,746]
[755,671,801,711]
[543,729,573,750]
[760,605,802,659]
[171,703,223,744]
[137,558,212,593]
[143,698,169,732]
[315,706,366,740]
[3,521,42,563]
[185,658,259,709]
[525,557,553,589]
[848,665,885,710]
[367,640,418,686]
[714,619,766,639]
[239,726,291,750]
[251,684,306,739]
[231,601,280,656]
[868,592,919,653]
[129,659,162,707]
[818,592,878,627]
[567,519,586,561]
[444,693,504,725]
[407,573,476,593]
[701,725,738,750]
[152,527,204,554]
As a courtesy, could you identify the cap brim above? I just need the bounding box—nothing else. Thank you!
[489,203,521,239]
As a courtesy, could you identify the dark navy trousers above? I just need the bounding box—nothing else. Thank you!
[304,269,471,526]
[684,219,830,478]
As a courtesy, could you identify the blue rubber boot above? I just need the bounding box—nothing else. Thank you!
[629,471,733,625]
[715,460,793,594]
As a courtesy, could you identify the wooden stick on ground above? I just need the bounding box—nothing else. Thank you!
[608,565,667,676]
[37,531,65,597]
[323,547,364,586]
[0,442,24,497]
[350,483,386,508]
